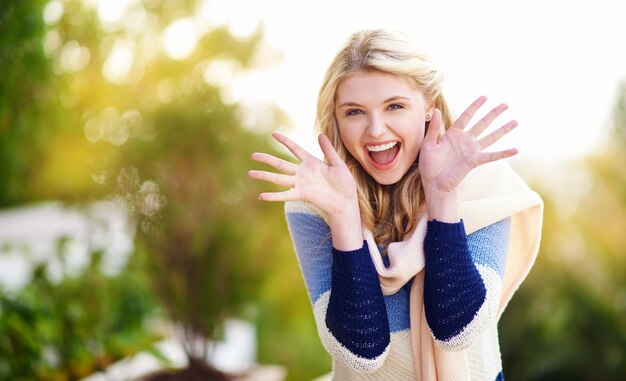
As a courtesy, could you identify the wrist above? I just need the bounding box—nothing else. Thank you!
[327,200,363,251]
[424,187,460,223]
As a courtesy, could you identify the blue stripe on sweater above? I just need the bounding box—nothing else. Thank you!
[381,255,412,332]
[287,209,509,348]
[468,218,510,278]
[287,211,412,333]
[380,218,510,336]
[383,286,412,332]
[286,212,332,303]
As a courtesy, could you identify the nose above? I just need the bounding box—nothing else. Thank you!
[366,112,387,138]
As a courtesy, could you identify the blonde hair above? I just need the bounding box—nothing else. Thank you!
[316,29,454,247]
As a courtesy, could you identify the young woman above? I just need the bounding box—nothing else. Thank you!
[248,29,543,381]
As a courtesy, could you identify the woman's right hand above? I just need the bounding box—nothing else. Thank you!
[248,132,363,250]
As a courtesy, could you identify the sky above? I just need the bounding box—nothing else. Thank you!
[69,0,626,169]
[203,0,626,169]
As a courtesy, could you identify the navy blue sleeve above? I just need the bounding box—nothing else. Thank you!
[326,241,390,359]
[423,219,487,342]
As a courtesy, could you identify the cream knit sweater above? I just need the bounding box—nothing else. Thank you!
[285,161,543,380]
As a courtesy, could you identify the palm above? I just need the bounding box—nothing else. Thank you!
[419,96,518,193]
[420,128,484,192]
[248,132,357,217]
[291,153,356,212]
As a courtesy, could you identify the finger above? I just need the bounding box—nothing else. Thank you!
[477,148,519,166]
[247,170,294,188]
[258,188,299,202]
[272,132,310,161]
[477,120,518,149]
[469,103,509,137]
[424,108,442,144]
[250,152,297,175]
[318,133,344,167]
[452,95,488,130]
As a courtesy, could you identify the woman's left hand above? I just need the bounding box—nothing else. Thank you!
[419,96,518,216]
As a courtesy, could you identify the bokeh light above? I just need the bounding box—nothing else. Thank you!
[102,39,135,84]
[161,18,198,61]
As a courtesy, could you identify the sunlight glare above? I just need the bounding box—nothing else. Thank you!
[203,59,237,88]
[122,5,149,35]
[162,18,198,61]
[102,39,135,85]
[98,0,129,27]
[43,0,64,25]
[196,0,260,38]
[60,41,91,72]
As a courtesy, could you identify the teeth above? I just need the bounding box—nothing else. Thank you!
[366,141,398,152]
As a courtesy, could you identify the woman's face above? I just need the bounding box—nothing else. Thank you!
[335,70,434,185]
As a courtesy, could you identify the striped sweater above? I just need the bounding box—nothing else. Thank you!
[285,201,511,381]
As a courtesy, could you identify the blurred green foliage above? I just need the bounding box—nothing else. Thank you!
[0,0,329,379]
[0,239,160,380]
[500,82,626,379]
[0,0,63,206]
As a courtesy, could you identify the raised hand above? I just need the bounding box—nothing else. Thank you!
[249,132,363,250]
[248,132,358,217]
[418,96,518,221]
[419,96,518,193]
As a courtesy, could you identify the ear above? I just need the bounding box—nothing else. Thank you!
[425,100,436,121]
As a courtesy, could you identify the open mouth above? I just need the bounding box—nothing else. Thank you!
[366,141,400,168]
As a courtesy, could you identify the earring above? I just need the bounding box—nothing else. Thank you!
[426,115,431,121]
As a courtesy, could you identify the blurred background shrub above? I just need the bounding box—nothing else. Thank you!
[0,239,159,380]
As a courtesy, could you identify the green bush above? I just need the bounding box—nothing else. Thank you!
[0,240,161,381]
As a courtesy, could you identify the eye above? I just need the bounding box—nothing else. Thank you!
[388,103,404,111]
[346,109,363,116]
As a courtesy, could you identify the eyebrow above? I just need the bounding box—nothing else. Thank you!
[337,96,411,108]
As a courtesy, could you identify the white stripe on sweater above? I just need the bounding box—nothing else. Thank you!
[313,291,390,373]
